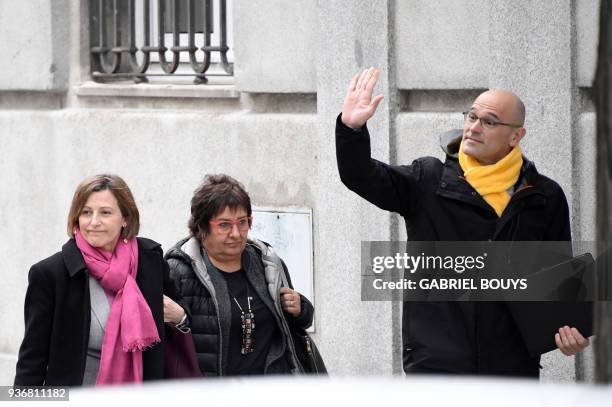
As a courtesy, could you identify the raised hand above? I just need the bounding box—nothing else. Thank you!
[341,67,384,129]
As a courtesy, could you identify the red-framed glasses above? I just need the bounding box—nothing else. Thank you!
[209,216,253,234]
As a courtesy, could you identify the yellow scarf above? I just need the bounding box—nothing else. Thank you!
[458,142,523,217]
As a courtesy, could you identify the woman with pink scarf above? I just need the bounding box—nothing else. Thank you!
[14,174,187,386]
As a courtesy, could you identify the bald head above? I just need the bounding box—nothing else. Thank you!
[462,89,527,164]
[474,89,525,127]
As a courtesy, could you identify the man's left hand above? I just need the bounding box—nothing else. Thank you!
[555,326,589,356]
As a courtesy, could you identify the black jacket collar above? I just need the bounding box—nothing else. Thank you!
[439,130,541,188]
[62,239,87,277]
[437,152,547,217]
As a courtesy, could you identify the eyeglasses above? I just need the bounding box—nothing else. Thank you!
[209,216,252,234]
[463,111,522,129]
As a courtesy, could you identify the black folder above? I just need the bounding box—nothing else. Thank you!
[506,253,595,357]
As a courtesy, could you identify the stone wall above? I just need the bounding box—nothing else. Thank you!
[0,0,600,383]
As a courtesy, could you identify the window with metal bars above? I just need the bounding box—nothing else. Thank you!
[89,0,233,84]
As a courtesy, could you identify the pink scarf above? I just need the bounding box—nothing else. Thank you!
[75,229,160,385]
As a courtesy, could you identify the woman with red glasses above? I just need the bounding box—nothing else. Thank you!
[165,174,314,376]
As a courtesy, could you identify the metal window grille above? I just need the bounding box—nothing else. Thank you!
[90,0,233,84]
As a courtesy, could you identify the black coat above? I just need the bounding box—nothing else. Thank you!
[14,238,181,386]
[336,116,571,377]
[165,237,314,376]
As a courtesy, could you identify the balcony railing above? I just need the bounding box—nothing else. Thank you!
[89,0,233,84]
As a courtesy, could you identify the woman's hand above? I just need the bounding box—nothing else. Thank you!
[163,295,185,324]
[280,287,301,317]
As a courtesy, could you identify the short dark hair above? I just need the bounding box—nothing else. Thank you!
[67,174,140,239]
[188,174,252,237]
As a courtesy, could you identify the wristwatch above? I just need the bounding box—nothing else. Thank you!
[174,313,189,329]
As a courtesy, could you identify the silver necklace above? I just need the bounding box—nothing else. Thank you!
[231,285,255,354]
